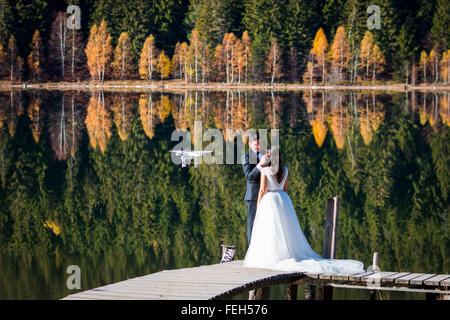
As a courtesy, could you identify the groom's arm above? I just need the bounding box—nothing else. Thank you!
[242,153,261,182]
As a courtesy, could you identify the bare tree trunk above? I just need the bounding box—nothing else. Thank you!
[59,18,67,79]
[231,44,234,83]
[272,45,276,84]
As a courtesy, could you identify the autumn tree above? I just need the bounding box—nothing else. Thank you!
[189,28,204,83]
[311,28,328,83]
[429,47,440,83]
[6,36,19,81]
[440,50,449,84]
[179,42,189,82]
[85,21,112,82]
[266,37,282,84]
[222,32,237,83]
[0,39,7,80]
[419,50,428,84]
[112,32,134,80]
[302,60,314,85]
[214,43,225,81]
[139,34,158,80]
[157,50,171,81]
[171,42,185,80]
[67,22,86,81]
[48,12,85,81]
[27,30,44,81]
[371,44,385,82]
[360,31,374,81]
[330,26,350,81]
[241,31,251,83]
[235,39,244,83]
[48,12,69,80]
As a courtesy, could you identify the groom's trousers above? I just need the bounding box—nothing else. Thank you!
[245,200,257,245]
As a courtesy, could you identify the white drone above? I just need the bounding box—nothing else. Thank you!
[170,150,212,168]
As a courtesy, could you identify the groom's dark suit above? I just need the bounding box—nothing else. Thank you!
[242,149,262,245]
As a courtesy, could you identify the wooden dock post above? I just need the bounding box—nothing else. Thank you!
[317,196,340,300]
[286,284,298,300]
[369,252,380,300]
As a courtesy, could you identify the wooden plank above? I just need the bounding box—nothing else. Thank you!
[103,283,237,294]
[409,274,436,285]
[381,272,410,283]
[330,274,353,281]
[440,278,450,287]
[90,286,217,299]
[304,273,322,279]
[140,272,279,279]
[142,268,284,276]
[71,288,213,300]
[318,274,334,280]
[423,274,450,286]
[395,273,427,285]
[348,272,374,282]
[105,282,237,292]
[148,273,303,282]
[360,272,397,282]
[126,278,250,285]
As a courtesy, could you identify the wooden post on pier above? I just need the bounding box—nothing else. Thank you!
[369,252,380,300]
[316,196,340,300]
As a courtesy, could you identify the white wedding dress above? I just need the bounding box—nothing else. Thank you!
[243,166,365,275]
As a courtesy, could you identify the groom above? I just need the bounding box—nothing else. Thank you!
[242,132,269,246]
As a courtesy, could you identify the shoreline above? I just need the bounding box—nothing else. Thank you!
[1,80,449,92]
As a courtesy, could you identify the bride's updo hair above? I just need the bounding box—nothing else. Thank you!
[267,146,284,183]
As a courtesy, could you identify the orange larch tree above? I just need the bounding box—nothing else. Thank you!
[112,32,134,80]
[330,26,350,81]
[360,30,374,80]
[157,50,171,81]
[85,20,112,82]
[139,34,158,80]
[241,31,251,83]
[311,28,328,83]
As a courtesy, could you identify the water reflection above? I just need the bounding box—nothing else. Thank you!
[0,89,448,299]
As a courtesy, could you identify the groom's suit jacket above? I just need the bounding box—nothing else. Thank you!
[242,149,261,201]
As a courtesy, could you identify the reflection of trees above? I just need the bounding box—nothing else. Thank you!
[213,91,251,141]
[265,91,282,129]
[328,93,350,149]
[111,93,134,141]
[139,94,158,139]
[440,92,449,127]
[417,92,444,129]
[304,91,328,148]
[49,93,85,160]
[28,93,44,144]
[156,94,172,123]
[172,92,188,131]
[358,94,384,145]
[85,91,112,153]
[6,91,20,137]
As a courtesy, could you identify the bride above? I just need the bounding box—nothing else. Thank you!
[243,146,365,275]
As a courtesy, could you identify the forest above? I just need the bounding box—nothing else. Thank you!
[0,0,448,84]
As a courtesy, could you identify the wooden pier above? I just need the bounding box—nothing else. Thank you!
[63,196,449,300]
[62,260,449,300]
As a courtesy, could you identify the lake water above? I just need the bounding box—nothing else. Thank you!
[0,89,448,300]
